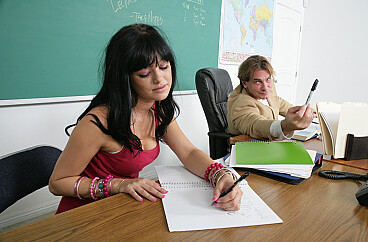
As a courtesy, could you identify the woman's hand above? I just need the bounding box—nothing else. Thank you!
[212,174,243,211]
[116,178,168,202]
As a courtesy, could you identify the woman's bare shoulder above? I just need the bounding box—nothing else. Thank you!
[85,105,110,126]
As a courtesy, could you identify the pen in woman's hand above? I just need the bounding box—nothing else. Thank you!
[211,171,250,206]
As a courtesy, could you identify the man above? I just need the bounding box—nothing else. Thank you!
[227,55,315,140]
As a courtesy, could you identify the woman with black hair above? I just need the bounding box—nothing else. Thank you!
[49,24,242,214]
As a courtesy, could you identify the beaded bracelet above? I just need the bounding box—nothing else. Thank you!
[90,177,99,200]
[94,178,100,199]
[204,163,216,181]
[204,162,224,182]
[98,179,105,199]
[75,176,86,200]
[103,175,114,197]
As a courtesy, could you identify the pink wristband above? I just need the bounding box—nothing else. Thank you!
[76,176,86,200]
[90,177,99,200]
[74,177,82,195]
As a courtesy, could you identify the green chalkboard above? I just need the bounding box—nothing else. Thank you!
[0,0,221,100]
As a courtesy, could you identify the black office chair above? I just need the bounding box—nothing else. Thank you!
[0,146,62,213]
[195,68,234,160]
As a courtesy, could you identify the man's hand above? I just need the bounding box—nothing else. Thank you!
[281,104,316,134]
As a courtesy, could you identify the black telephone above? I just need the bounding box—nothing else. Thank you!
[318,170,368,206]
[356,180,368,206]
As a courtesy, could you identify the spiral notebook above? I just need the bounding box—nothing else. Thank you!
[230,141,315,178]
[155,165,282,232]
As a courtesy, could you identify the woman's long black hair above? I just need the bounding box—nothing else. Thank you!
[66,24,180,152]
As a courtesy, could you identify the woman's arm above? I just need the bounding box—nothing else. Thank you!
[163,119,242,210]
[48,113,108,199]
[49,108,167,202]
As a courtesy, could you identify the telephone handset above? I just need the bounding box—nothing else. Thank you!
[356,180,368,206]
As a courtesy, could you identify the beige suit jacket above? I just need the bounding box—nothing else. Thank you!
[227,84,293,140]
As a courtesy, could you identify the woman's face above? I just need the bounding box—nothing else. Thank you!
[130,56,172,103]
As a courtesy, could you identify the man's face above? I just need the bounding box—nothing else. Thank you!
[242,69,273,100]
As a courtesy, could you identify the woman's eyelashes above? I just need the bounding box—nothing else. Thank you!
[138,71,150,78]
[159,64,168,70]
[137,63,169,78]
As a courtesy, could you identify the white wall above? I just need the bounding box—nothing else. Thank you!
[296,0,368,106]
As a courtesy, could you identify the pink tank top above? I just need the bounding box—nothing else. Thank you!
[55,142,160,214]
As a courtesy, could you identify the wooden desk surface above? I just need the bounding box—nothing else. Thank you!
[1,161,367,241]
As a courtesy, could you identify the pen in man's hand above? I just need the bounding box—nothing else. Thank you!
[305,79,319,105]
[211,171,250,206]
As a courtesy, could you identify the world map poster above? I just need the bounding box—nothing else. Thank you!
[221,0,274,64]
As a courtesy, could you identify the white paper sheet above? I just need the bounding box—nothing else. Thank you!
[155,165,283,232]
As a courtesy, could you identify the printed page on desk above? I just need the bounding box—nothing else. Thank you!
[155,165,282,232]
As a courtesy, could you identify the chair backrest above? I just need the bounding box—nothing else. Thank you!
[195,68,234,133]
[0,146,62,213]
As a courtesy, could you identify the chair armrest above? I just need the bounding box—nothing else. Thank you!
[208,131,234,139]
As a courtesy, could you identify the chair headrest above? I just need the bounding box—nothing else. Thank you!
[195,68,233,132]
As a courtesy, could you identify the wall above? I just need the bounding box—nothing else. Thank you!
[296,0,368,106]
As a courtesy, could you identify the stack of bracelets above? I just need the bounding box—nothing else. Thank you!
[204,162,236,188]
[74,174,117,200]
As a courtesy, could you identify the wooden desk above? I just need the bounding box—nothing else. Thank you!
[1,161,367,241]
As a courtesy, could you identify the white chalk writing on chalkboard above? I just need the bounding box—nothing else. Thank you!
[183,0,206,27]
[131,11,164,26]
[188,0,204,5]
[108,0,138,13]
[108,0,207,27]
